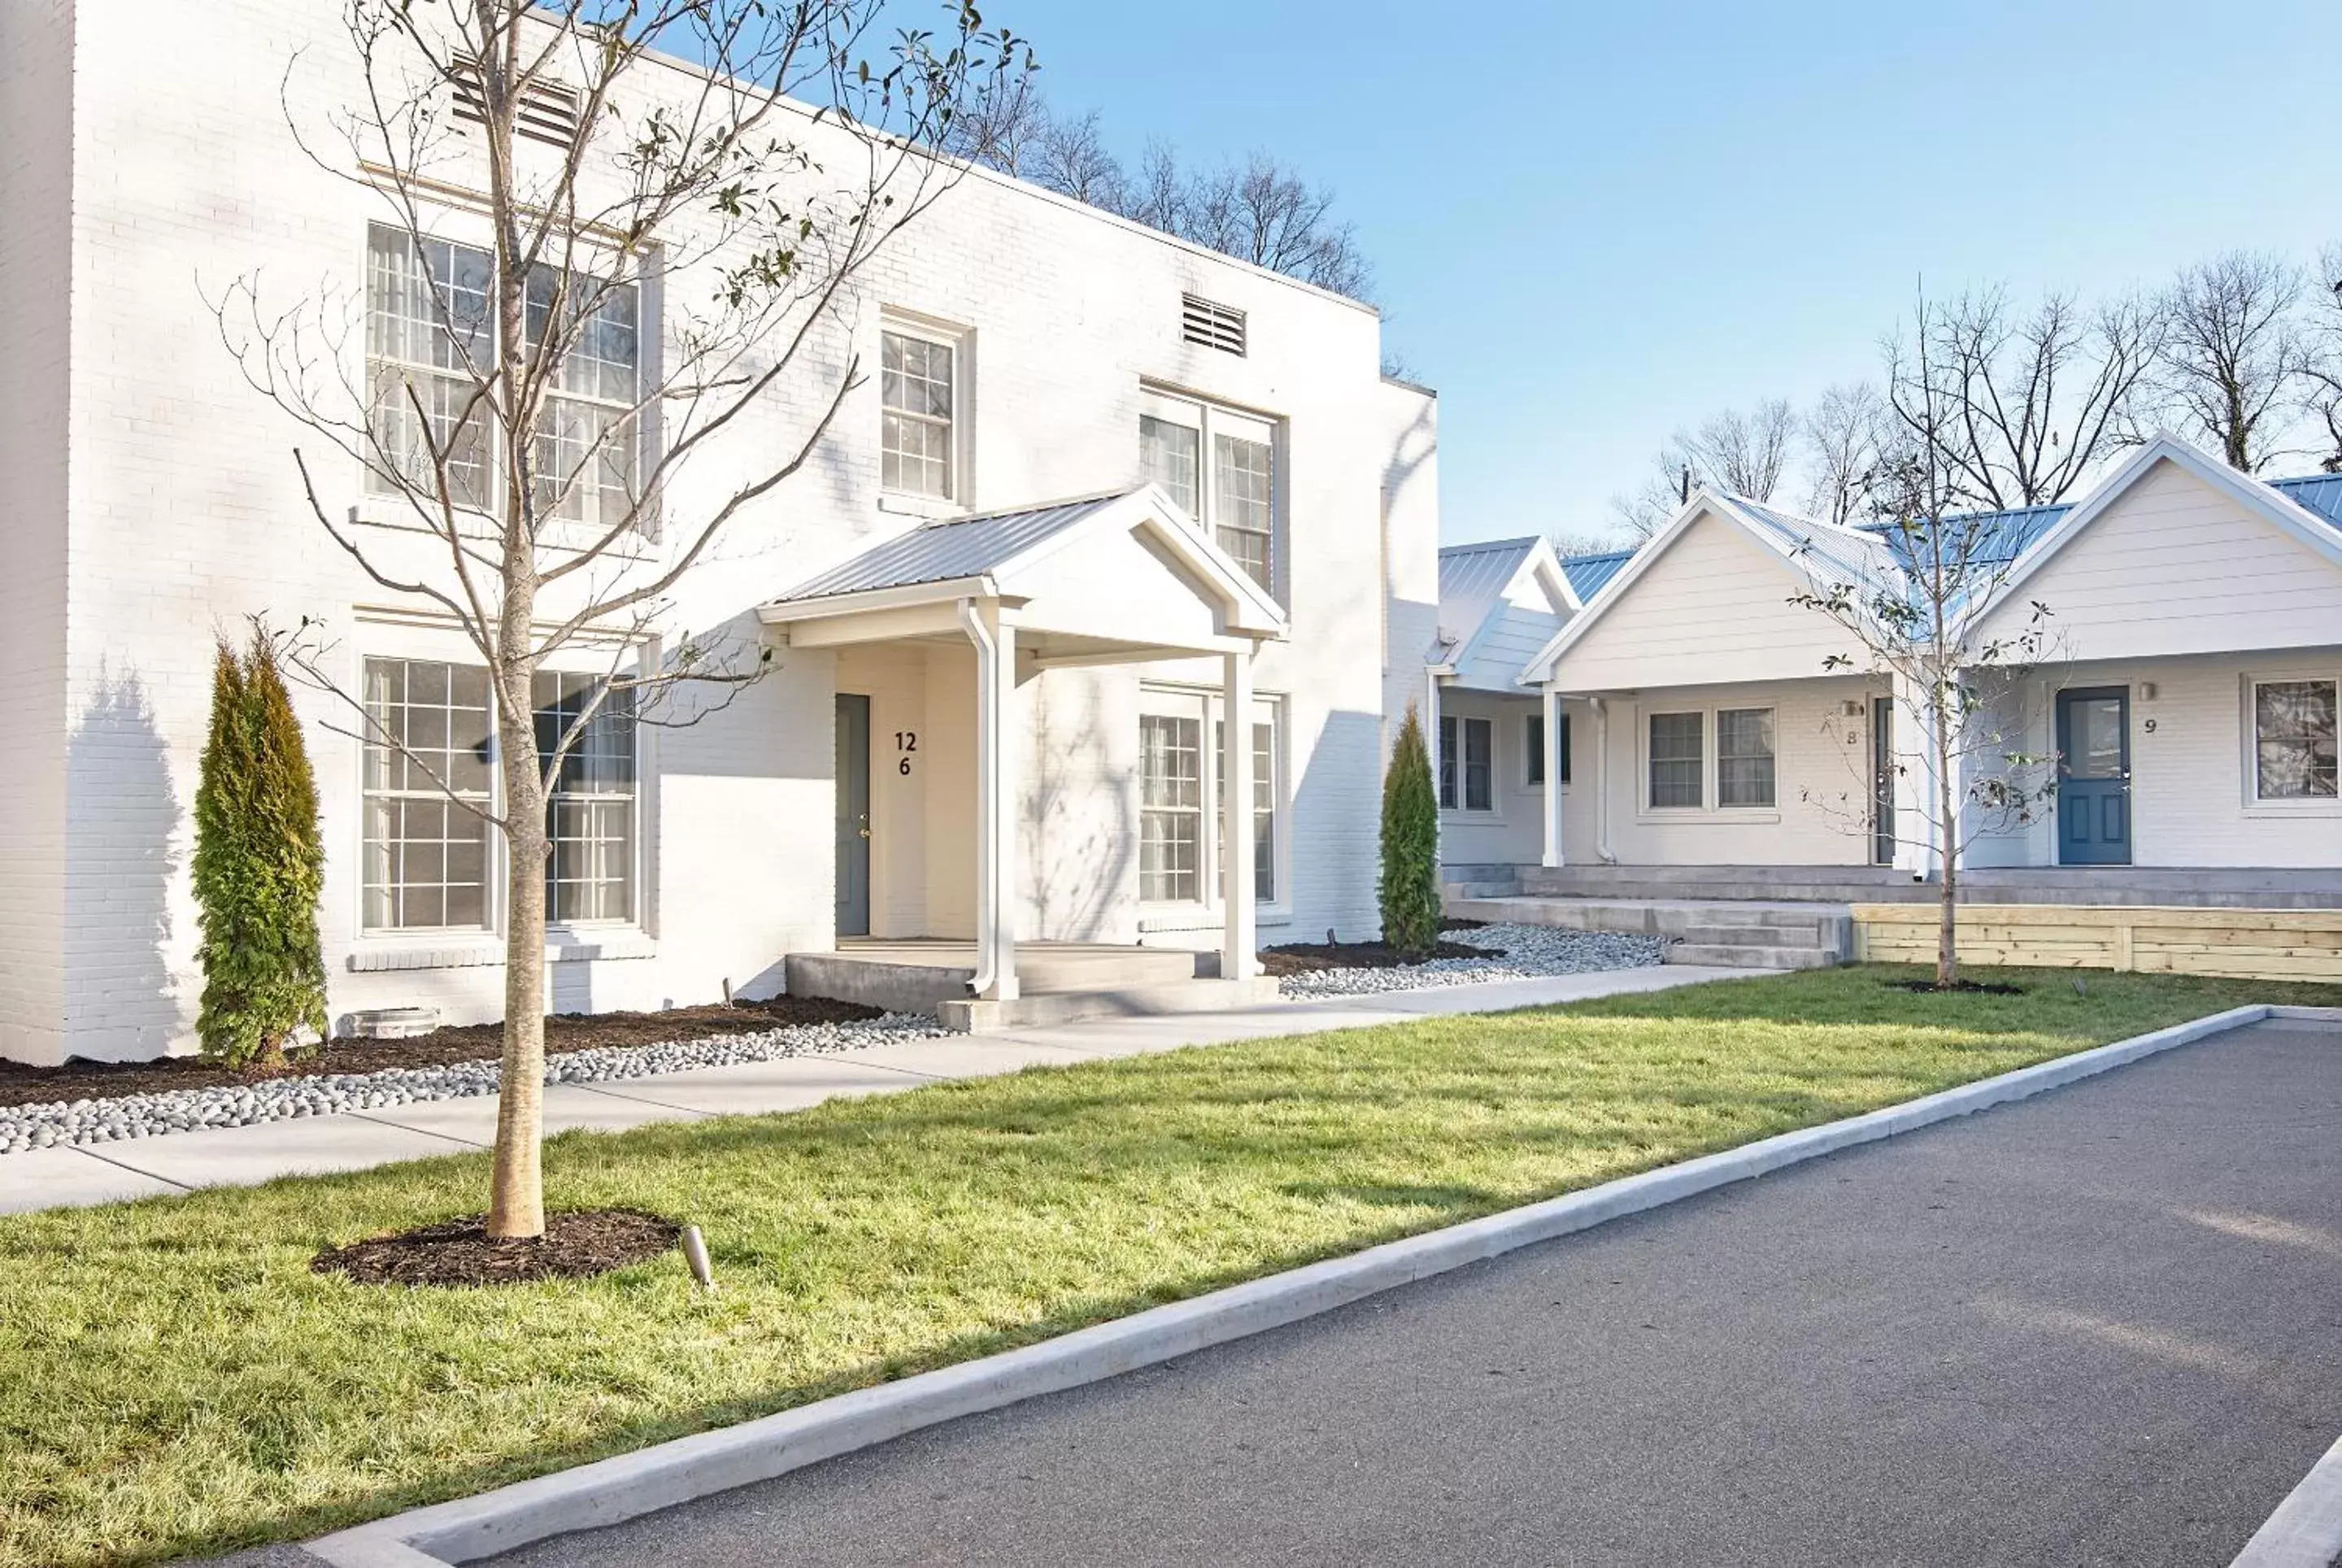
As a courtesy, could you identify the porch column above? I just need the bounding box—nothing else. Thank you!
[965,601,1019,1001]
[1540,682,1566,869]
[1221,647,1256,980]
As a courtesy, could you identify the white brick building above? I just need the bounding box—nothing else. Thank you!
[0,0,1440,1065]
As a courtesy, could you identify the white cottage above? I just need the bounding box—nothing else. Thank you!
[0,1,1440,1064]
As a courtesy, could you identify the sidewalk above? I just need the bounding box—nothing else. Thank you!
[2,965,1755,1216]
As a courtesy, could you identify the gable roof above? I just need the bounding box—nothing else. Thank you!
[1432,534,1579,669]
[1515,490,1886,685]
[1972,433,2342,628]
[765,483,1288,638]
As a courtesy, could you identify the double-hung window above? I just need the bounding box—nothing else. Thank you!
[360,658,640,933]
[881,328,956,499]
[364,224,641,529]
[1138,714,1204,904]
[1648,712,1704,809]
[1717,708,1778,808]
[1138,389,1278,591]
[1439,715,1493,812]
[2254,679,2339,799]
[1141,691,1282,906]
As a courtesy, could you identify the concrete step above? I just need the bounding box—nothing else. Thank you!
[941,977,1286,1033]
[1447,895,1856,965]
[1674,924,1831,947]
[1666,943,1839,970]
[789,945,1201,1013]
[1446,879,1524,899]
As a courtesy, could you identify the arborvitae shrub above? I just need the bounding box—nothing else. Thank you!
[193,631,329,1069]
[1378,702,1443,957]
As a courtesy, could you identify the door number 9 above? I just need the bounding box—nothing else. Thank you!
[895,731,917,775]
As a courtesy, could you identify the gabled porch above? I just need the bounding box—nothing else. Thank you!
[757,486,1291,1030]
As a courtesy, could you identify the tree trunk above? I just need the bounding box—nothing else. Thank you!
[1935,704,1959,988]
[489,699,547,1239]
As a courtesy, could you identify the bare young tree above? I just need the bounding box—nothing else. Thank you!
[1802,381,1890,526]
[1030,108,1125,208]
[1886,284,2161,507]
[2152,250,2309,473]
[214,0,1026,1239]
[1791,351,2061,987]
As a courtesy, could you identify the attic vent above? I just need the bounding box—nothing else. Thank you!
[1181,294,1247,356]
[450,59,583,150]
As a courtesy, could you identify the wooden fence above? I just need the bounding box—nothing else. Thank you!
[1851,904,2342,983]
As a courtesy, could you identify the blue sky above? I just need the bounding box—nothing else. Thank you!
[977,0,2339,545]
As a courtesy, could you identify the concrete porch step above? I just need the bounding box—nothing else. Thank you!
[788,943,1203,1015]
[1666,943,1837,970]
[941,977,1286,1034]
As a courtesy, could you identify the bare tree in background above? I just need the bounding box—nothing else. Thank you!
[1607,398,1796,538]
[214,0,1025,1239]
[2300,245,2342,473]
[1791,345,2061,988]
[2152,250,2309,473]
[1887,285,2161,507]
[1803,381,1891,525]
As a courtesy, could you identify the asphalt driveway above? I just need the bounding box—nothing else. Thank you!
[490,1017,2342,1567]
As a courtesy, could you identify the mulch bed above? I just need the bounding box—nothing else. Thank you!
[1260,937,1490,976]
[1887,979,2027,995]
[311,1209,681,1288]
[0,995,882,1110]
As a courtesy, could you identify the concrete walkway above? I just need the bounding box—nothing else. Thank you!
[489,1017,2342,1568]
[2,965,1754,1216]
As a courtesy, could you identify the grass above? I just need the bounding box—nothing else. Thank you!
[4,965,2334,1566]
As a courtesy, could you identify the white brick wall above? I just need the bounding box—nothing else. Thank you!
[0,0,1432,1062]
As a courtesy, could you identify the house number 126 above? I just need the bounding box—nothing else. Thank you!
[895,731,917,775]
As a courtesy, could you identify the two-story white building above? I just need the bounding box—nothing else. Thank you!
[0,0,1440,1065]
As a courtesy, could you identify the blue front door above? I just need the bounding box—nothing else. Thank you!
[2057,687,2131,865]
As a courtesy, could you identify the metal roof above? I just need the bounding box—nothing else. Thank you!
[1559,549,1634,603]
[2270,473,2342,536]
[773,489,1143,602]
[1435,537,1541,648]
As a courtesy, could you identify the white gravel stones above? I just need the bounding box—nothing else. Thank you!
[1273,923,1663,1000]
[0,1013,947,1159]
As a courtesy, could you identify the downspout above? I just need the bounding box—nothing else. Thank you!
[1589,695,1618,864]
[956,596,997,999]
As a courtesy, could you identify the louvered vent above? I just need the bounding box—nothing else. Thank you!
[450,59,583,150]
[1181,294,1247,356]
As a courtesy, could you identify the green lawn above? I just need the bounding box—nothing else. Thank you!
[4,965,2332,1566]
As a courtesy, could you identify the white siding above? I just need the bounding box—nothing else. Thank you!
[1978,458,2342,660]
[1452,571,1565,694]
[1967,652,2342,869]
[1552,509,1863,692]
[1434,690,1546,865]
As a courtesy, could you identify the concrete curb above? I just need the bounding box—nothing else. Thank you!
[304,1002,2280,1568]
[2234,1428,2342,1566]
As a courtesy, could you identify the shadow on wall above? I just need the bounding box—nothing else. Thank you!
[65,668,184,1061]
[1291,707,1389,946]
[1024,670,1134,943]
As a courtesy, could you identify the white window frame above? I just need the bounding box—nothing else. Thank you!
[1526,710,1572,791]
[2242,672,2342,816]
[348,632,655,962]
[360,221,648,538]
[877,311,972,512]
[1137,385,1282,596]
[1636,703,1783,823]
[1137,685,1288,923]
[1716,706,1778,809]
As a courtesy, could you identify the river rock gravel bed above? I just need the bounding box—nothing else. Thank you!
[1273,924,1664,1000]
[0,1013,947,1157]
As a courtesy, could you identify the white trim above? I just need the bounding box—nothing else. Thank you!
[1444,536,1579,680]
[1633,701,1781,822]
[877,311,973,509]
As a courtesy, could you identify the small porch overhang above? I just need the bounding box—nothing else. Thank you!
[757,486,1288,1004]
